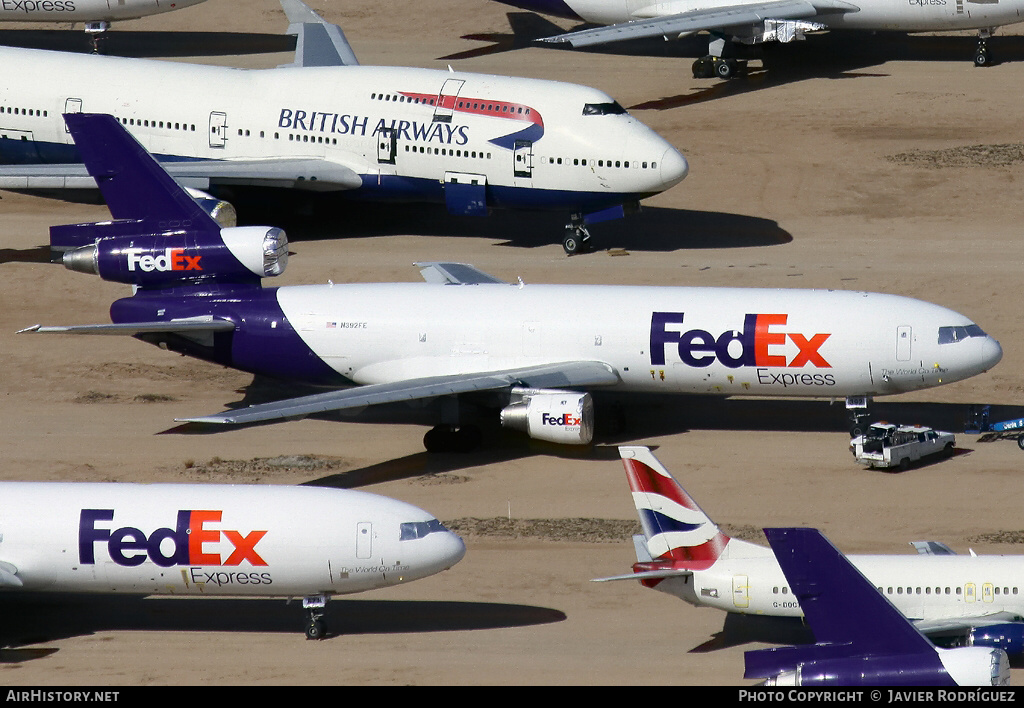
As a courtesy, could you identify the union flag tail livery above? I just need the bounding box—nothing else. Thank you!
[620,446,729,567]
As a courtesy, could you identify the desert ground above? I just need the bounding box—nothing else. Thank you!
[3,0,1024,686]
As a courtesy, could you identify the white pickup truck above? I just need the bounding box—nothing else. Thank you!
[850,423,955,471]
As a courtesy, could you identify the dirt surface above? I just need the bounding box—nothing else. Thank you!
[4,0,1024,686]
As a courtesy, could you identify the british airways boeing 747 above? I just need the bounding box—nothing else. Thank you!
[0,0,687,254]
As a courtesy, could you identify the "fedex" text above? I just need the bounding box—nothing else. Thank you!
[125,247,202,273]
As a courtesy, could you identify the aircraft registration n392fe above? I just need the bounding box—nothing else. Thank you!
[0,482,465,639]
[0,0,687,255]
[495,0,1024,77]
[596,447,1024,661]
[21,114,1002,452]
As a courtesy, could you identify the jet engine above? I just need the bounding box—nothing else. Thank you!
[61,226,289,287]
[499,387,594,445]
[184,188,237,228]
[759,647,1008,686]
[962,623,1024,656]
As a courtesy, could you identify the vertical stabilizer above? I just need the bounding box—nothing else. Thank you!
[618,446,730,567]
[62,113,220,229]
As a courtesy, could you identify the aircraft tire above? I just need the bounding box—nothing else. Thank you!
[306,619,325,640]
[715,60,733,80]
[563,234,580,255]
[975,51,989,67]
[692,57,713,79]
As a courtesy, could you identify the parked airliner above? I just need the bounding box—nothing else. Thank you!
[497,0,1024,77]
[596,446,1024,658]
[22,114,1002,451]
[0,481,465,639]
[746,528,1009,686]
[0,0,204,25]
[0,0,686,254]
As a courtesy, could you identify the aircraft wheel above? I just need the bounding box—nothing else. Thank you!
[1016,436,1024,451]
[975,50,989,67]
[424,425,456,453]
[715,59,734,80]
[453,425,483,453]
[563,234,581,255]
[305,619,325,640]
[692,57,713,79]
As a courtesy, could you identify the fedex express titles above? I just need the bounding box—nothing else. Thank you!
[650,312,836,387]
[79,508,273,585]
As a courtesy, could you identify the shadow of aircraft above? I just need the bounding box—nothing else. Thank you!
[212,191,793,253]
[0,29,294,58]
[0,245,53,265]
[0,592,565,653]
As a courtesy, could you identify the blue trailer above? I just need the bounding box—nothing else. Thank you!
[964,405,1024,450]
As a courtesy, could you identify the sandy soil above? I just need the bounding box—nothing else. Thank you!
[3,0,1024,686]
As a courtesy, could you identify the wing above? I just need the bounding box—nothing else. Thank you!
[537,0,855,49]
[19,318,237,336]
[278,0,360,67]
[415,262,509,285]
[916,613,1024,636]
[910,540,957,556]
[177,361,621,425]
[0,158,363,193]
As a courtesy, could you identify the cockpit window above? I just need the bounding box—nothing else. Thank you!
[400,519,449,541]
[938,324,988,345]
[582,102,627,116]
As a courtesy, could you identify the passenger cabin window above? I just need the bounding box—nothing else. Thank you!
[582,101,627,116]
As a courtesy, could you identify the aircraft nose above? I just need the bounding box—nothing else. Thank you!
[439,531,467,568]
[660,146,688,189]
[981,336,1003,371]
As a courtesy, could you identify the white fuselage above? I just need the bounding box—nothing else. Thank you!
[0,0,205,22]
[269,282,1001,398]
[0,482,465,597]
[0,47,686,210]
[663,551,1024,623]
[570,0,1024,32]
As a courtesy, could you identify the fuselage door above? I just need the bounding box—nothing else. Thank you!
[965,582,977,603]
[64,98,82,133]
[983,583,994,603]
[514,140,533,179]
[433,79,465,123]
[377,127,397,165]
[208,112,228,148]
[356,522,372,559]
[896,325,912,362]
[732,574,750,609]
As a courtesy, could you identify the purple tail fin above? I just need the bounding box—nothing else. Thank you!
[62,113,219,229]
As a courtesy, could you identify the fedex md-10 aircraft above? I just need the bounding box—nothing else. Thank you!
[497,0,1024,77]
[0,0,204,26]
[596,447,1024,660]
[0,482,465,639]
[23,113,1002,452]
[0,0,687,255]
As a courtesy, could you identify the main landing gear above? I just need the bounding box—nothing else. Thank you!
[974,29,995,67]
[303,594,328,640]
[692,56,747,80]
[423,424,483,453]
[564,216,593,255]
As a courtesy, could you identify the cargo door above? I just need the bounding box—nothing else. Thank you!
[732,574,750,609]
[443,171,487,215]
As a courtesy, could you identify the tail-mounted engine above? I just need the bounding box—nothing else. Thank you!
[59,225,289,288]
[499,387,594,445]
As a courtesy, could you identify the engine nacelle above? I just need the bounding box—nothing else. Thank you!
[184,188,237,228]
[499,388,594,445]
[62,226,288,287]
[759,647,1008,686]
[964,623,1024,656]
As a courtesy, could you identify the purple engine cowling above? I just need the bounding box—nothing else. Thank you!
[965,624,1024,656]
[61,225,288,288]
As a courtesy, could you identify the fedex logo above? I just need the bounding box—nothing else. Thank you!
[79,509,267,568]
[541,412,581,427]
[650,312,831,369]
[125,248,202,273]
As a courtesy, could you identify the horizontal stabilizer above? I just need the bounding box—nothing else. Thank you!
[279,0,360,67]
[19,318,237,336]
[415,262,508,285]
[592,568,693,583]
[911,541,957,556]
[179,361,620,425]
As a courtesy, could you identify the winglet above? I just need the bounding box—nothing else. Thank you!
[279,0,359,67]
